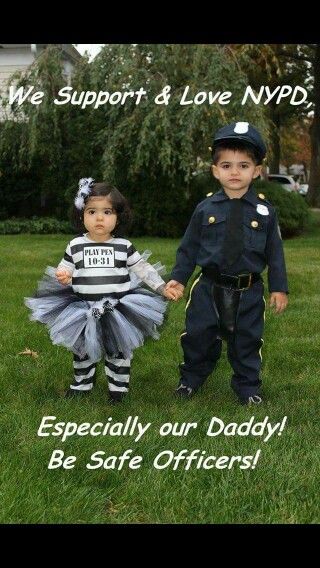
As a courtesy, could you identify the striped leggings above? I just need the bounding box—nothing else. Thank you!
[70,352,132,394]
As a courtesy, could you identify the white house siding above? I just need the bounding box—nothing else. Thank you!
[0,44,81,119]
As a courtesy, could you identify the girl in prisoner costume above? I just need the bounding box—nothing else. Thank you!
[25,178,181,403]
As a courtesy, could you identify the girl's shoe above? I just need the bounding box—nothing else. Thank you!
[108,391,127,404]
[64,388,91,398]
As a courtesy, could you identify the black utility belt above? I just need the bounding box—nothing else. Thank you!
[202,267,261,290]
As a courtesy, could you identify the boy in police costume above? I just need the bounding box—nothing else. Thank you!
[166,122,288,405]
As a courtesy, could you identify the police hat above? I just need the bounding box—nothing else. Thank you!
[213,122,266,160]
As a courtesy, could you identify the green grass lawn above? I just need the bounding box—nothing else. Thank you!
[1,214,320,524]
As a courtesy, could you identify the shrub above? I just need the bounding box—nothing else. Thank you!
[0,217,73,235]
[254,180,310,237]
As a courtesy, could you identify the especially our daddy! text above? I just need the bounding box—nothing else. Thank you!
[38,415,287,443]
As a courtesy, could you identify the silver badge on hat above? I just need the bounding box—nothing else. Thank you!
[234,122,249,134]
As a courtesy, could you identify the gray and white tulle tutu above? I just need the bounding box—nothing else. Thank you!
[25,261,168,362]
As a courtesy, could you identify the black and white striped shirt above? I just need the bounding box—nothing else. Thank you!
[58,234,165,300]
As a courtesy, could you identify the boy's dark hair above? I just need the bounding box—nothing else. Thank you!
[212,140,262,165]
[74,182,132,237]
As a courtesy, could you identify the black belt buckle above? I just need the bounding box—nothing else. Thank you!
[237,273,252,290]
[219,272,252,290]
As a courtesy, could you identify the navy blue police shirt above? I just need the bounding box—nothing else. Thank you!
[171,186,288,293]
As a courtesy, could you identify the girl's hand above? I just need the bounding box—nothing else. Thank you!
[56,268,72,285]
[164,280,185,301]
[165,280,185,298]
[163,287,183,301]
[269,292,288,314]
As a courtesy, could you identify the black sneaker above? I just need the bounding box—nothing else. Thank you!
[174,384,194,399]
[240,395,263,406]
[108,391,127,405]
[64,388,92,398]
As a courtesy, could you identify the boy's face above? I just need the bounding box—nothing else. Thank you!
[83,196,117,241]
[211,149,262,196]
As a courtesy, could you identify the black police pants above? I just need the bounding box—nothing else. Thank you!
[179,275,265,398]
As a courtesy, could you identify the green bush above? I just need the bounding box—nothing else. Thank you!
[187,170,220,212]
[254,180,311,237]
[0,217,73,235]
[0,180,311,239]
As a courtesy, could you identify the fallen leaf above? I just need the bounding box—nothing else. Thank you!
[18,348,39,359]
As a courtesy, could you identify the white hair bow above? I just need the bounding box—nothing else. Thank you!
[74,177,95,210]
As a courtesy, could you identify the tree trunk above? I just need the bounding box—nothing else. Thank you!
[269,109,281,173]
[308,45,320,207]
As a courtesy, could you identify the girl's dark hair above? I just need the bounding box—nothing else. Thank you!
[212,140,262,165]
[74,182,132,237]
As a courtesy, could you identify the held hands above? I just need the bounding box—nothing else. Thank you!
[269,292,288,314]
[56,268,72,285]
[164,280,185,302]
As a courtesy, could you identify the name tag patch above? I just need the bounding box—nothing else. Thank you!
[256,204,269,216]
[83,246,115,268]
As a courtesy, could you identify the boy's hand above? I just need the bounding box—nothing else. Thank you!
[165,280,185,301]
[56,268,72,285]
[269,292,288,314]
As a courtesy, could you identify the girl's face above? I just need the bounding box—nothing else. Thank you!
[83,196,117,241]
